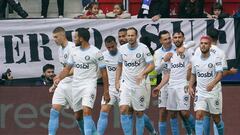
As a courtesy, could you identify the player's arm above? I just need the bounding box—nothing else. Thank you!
[54,65,72,85]
[152,70,170,97]
[115,63,122,91]
[207,57,223,91]
[188,62,197,97]
[97,51,110,103]
[100,67,110,103]
[223,67,238,76]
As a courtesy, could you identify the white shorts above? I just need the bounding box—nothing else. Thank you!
[167,84,190,111]
[52,81,73,109]
[101,87,120,105]
[145,82,151,109]
[119,84,148,111]
[72,83,97,112]
[194,91,222,114]
[158,84,168,108]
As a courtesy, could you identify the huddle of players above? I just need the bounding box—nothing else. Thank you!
[48,26,237,135]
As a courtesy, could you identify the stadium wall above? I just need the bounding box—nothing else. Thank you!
[0,86,239,135]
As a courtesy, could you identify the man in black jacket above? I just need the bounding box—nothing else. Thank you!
[138,0,170,21]
[0,0,28,19]
[41,0,64,18]
[36,64,55,86]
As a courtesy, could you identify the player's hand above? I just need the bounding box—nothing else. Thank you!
[49,85,57,93]
[152,86,160,97]
[136,73,145,85]
[230,67,238,75]
[115,81,120,91]
[53,76,60,86]
[177,46,185,54]
[163,52,173,62]
[207,82,215,91]
[188,87,195,98]
[103,92,110,104]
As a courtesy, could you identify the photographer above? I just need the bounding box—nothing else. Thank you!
[1,68,13,85]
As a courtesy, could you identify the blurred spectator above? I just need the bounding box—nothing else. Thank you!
[205,2,229,19]
[82,0,94,8]
[178,0,205,18]
[41,0,64,18]
[106,4,131,19]
[74,2,105,19]
[137,0,170,21]
[36,64,55,86]
[233,5,240,18]
[0,0,28,19]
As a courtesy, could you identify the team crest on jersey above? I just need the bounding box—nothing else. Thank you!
[215,100,220,106]
[136,53,142,58]
[183,95,189,102]
[208,63,213,68]
[64,54,68,59]
[139,96,145,103]
[180,54,185,59]
[85,55,90,60]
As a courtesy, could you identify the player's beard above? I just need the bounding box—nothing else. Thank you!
[201,47,210,54]
[109,49,118,56]
[174,41,183,48]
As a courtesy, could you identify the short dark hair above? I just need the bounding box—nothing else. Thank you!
[76,28,90,42]
[52,26,65,34]
[115,3,124,11]
[127,27,138,35]
[172,30,185,37]
[43,64,54,73]
[158,30,170,39]
[212,2,223,11]
[86,2,98,10]
[105,36,116,43]
[118,28,127,33]
[207,29,219,41]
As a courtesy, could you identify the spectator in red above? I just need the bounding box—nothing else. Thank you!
[106,4,131,19]
[41,0,64,18]
[178,0,205,18]
[75,2,105,19]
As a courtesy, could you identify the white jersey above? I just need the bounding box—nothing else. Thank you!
[191,54,223,97]
[154,45,176,74]
[168,49,192,86]
[194,45,227,70]
[58,41,75,83]
[67,45,106,87]
[103,50,120,89]
[119,42,153,88]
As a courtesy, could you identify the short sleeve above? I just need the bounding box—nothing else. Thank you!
[67,52,74,67]
[96,51,106,69]
[215,57,223,72]
[144,46,153,63]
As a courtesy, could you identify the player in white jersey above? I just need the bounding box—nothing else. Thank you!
[166,31,196,135]
[96,36,120,135]
[48,27,84,135]
[153,30,176,135]
[54,28,110,135]
[115,27,154,135]
[189,36,224,135]
[195,29,238,135]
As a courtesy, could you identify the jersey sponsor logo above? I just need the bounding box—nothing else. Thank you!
[98,56,104,61]
[171,62,185,68]
[210,49,216,54]
[107,66,117,71]
[124,60,140,67]
[85,55,90,60]
[208,63,213,68]
[197,71,213,77]
[75,63,89,69]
